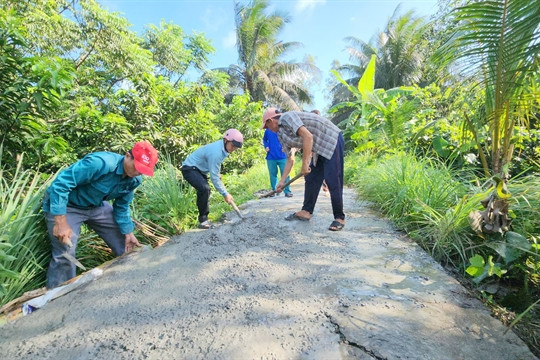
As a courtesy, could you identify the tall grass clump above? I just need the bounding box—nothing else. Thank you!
[132,157,197,245]
[508,174,540,239]
[346,152,481,266]
[344,150,378,186]
[408,191,486,267]
[506,175,540,290]
[350,152,468,225]
[0,157,52,306]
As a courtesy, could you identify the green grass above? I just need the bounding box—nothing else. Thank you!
[345,152,480,267]
[132,157,197,241]
[0,157,52,306]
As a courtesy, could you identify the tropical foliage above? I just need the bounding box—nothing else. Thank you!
[0,156,52,305]
[433,0,540,179]
[333,0,540,351]
[0,9,74,169]
[433,0,539,259]
[328,7,430,123]
[0,0,267,173]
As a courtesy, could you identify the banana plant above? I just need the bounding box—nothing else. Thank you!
[330,54,416,152]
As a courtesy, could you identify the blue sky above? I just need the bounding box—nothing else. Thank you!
[100,0,439,110]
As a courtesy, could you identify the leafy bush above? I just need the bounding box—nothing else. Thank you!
[0,10,75,172]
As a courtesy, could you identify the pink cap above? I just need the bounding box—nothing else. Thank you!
[262,107,281,128]
[223,129,243,147]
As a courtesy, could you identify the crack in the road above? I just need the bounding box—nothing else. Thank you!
[325,313,387,360]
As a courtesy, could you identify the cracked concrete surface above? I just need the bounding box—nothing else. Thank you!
[0,180,536,360]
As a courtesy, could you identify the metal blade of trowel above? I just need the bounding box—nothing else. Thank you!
[62,243,86,270]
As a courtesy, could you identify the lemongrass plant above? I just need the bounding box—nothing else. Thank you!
[0,156,52,306]
[349,152,468,225]
[131,157,197,244]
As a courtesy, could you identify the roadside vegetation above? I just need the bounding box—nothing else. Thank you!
[334,0,539,351]
[0,0,539,356]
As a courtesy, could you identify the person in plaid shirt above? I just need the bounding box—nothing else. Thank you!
[262,108,345,231]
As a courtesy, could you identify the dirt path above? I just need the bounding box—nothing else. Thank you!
[0,181,536,360]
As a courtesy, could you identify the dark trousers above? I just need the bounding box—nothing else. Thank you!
[181,166,210,223]
[302,132,345,220]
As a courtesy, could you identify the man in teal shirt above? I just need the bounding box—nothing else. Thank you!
[43,141,158,288]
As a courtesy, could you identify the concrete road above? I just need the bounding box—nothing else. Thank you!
[0,181,536,360]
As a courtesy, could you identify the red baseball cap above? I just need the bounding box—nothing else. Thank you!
[131,141,158,176]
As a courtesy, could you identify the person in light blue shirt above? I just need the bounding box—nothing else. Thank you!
[43,141,159,288]
[181,129,243,229]
[263,128,292,197]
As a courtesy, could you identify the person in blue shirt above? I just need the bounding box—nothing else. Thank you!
[43,141,159,288]
[263,128,292,197]
[181,129,243,229]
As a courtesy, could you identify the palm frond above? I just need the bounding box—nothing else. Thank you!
[433,0,540,175]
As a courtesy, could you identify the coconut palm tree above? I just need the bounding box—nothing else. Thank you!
[219,0,318,110]
[329,7,429,124]
[434,0,540,235]
[435,0,539,178]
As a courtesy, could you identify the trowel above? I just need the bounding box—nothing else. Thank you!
[62,240,86,271]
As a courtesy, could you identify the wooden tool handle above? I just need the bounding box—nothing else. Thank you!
[261,173,304,198]
[231,201,243,219]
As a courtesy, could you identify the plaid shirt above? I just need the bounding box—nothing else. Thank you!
[277,111,341,165]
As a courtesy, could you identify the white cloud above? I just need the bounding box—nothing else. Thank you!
[295,0,326,13]
[222,30,237,49]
